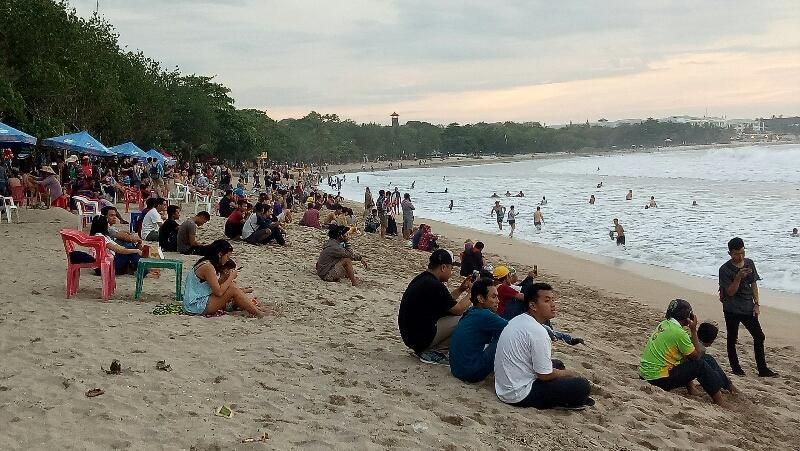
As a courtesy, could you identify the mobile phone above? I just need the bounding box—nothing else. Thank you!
[472,270,480,280]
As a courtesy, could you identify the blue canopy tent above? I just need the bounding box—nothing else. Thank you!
[41,131,114,157]
[147,148,176,166]
[109,142,148,160]
[0,121,37,146]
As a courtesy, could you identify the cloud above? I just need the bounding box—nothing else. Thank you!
[70,0,800,123]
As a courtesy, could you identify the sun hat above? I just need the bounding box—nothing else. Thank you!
[40,166,56,175]
[493,265,510,279]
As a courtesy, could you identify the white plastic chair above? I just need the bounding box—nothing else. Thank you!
[72,195,100,230]
[175,183,191,204]
[194,193,212,214]
[1,196,20,223]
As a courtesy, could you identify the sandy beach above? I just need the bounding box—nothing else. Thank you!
[1,204,799,450]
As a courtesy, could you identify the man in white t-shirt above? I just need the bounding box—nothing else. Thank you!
[494,282,593,409]
[141,197,167,242]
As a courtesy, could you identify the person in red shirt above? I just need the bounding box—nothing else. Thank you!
[80,156,93,178]
[224,201,251,239]
[300,203,321,229]
[493,266,524,317]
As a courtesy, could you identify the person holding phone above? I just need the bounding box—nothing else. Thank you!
[639,299,734,407]
[719,237,777,377]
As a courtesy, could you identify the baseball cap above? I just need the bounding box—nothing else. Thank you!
[492,265,510,279]
[429,249,454,266]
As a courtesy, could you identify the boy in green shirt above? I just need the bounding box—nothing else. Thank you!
[639,299,734,407]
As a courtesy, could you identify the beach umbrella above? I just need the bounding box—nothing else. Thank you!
[109,142,148,160]
[42,131,114,157]
[0,121,37,146]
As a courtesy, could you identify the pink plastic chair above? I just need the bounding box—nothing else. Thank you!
[59,229,116,301]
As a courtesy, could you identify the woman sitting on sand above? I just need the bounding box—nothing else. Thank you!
[89,212,143,275]
[182,239,268,317]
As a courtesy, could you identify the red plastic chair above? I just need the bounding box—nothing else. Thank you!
[59,229,116,301]
[123,188,144,213]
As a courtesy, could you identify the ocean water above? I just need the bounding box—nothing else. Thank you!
[327,144,800,294]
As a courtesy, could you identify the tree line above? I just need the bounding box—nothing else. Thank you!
[0,0,733,164]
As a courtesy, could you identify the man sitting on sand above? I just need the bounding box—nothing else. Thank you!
[398,249,473,365]
[141,197,167,242]
[494,282,594,409]
[449,277,508,383]
[316,225,367,286]
[158,205,181,252]
[177,211,210,255]
[459,241,486,277]
[299,202,321,229]
[639,299,736,407]
[224,201,250,239]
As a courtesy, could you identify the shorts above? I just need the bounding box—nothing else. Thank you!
[322,260,347,282]
[616,235,626,245]
[534,222,541,230]
[496,217,503,224]
[508,220,515,225]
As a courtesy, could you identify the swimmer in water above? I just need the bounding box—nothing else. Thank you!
[411,181,415,189]
[589,194,596,205]
[539,196,547,206]
[507,206,519,238]
[648,196,657,208]
[533,206,544,230]
[514,191,524,197]
[490,201,506,231]
[491,192,500,198]
[626,189,633,201]
[613,218,625,246]
[792,228,799,237]
[449,200,453,211]
[505,190,512,197]
[692,200,698,206]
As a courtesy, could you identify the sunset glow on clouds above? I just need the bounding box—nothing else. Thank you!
[72,1,800,125]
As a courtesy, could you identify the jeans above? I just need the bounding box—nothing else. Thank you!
[543,324,574,344]
[512,360,592,409]
[114,252,140,274]
[265,225,285,245]
[245,228,271,245]
[648,354,729,396]
[452,338,499,383]
[724,311,768,373]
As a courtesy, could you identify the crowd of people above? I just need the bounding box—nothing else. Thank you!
[3,149,783,414]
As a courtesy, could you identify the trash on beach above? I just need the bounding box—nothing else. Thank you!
[155,360,172,372]
[103,359,122,375]
[214,405,233,418]
[241,432,269,443]
[85,388,104,398]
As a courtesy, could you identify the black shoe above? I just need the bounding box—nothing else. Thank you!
[758,369,778,378]
[732,368,745,376]
[568,338,584,346]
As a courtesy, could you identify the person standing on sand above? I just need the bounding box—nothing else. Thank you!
[719,237,778,377]
[507,206,519,237]
[639,299,735,407]
[401,193,415,240]
[490,201,506,231]
[626,190,633,201]
[364,187,374,218]
[533,206,544,231]
[398,249,473,365]
[376,190,388,238]
[613,218,625,246]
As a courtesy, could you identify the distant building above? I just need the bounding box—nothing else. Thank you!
[390,112,399,127]
[763,116,800,134]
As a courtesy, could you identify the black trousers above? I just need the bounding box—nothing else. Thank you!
[649,354,729,396]
[512,360,591,409]
[724,311,767,373]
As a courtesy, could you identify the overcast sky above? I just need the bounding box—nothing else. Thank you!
[71,0,800,125]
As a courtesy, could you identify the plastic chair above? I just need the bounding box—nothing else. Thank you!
[59,229,116,301]
[194,193,212,214]
[175,183,191,204]
[134,258,183,301]
[130,212,144,233]
[123,188,144,213]
[72,195,100,230]
[1,196,20,223]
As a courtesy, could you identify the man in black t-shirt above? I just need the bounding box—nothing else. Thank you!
[398,249,473,365]
[158,205,181,252]
[459,241,485,277]
[719,237,777,377]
